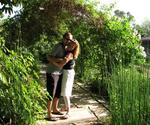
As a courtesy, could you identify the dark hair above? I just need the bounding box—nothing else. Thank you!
[63,32,72,39]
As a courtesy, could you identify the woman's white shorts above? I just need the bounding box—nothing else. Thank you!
[61,69,75,96]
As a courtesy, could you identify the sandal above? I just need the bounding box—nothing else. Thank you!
[52,111,64,115]
[45,117,59,121]
[61,114,69,119]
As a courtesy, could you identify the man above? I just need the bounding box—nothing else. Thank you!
[46,32,73,121]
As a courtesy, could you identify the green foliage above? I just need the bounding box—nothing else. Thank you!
[1,0,145,91]
[1,0,150,124]
[0,37,46,125]
[109,66,150,125]
[73,13,145,83]
[31,33,60,63]
[140,19,150,37]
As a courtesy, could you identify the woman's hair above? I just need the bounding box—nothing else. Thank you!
[63,32,80,59]
[72,40,80,59]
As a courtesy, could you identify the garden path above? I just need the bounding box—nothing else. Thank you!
[37,64,109,125]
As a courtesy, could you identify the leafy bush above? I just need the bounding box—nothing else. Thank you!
[1,0,145,83]
[0,38,46,125]
[30,34,61,63]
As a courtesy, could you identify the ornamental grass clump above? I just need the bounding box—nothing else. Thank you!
[108,66,150,125]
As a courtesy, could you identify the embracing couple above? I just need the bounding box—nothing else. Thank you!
[46,32,80,121]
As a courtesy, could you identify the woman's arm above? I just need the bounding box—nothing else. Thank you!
[47,53,73,68]
[53,53,73,68]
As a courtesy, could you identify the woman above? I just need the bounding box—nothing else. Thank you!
[60,39,80,119]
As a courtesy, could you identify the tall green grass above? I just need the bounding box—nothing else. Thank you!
[108,66,150,125]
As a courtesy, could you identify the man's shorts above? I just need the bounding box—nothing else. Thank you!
[46,73,62,101]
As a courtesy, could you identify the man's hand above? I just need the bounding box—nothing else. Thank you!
[47,53,73,68]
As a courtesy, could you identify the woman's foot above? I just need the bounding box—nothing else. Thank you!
[60,107,68,112]
[61,113,70,119]
[47,111,60,121]
[61,106,69,112]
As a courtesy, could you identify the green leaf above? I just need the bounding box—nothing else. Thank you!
[0,72,8,85]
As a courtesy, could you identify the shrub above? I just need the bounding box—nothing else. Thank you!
[0,38,46,125]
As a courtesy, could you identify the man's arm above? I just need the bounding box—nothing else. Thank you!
[47,53,73,68]
[47,55,63,62]
[47,43,65,67]
[57,53,73,67]
[47,55,63,68]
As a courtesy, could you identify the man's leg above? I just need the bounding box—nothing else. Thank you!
[46,73,58,119]
[47,99,59,121]
[47,100,52,118]
[52,97,59,112]
[52,74,63,113]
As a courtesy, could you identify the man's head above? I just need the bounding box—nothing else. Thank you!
[63,32,73,45]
